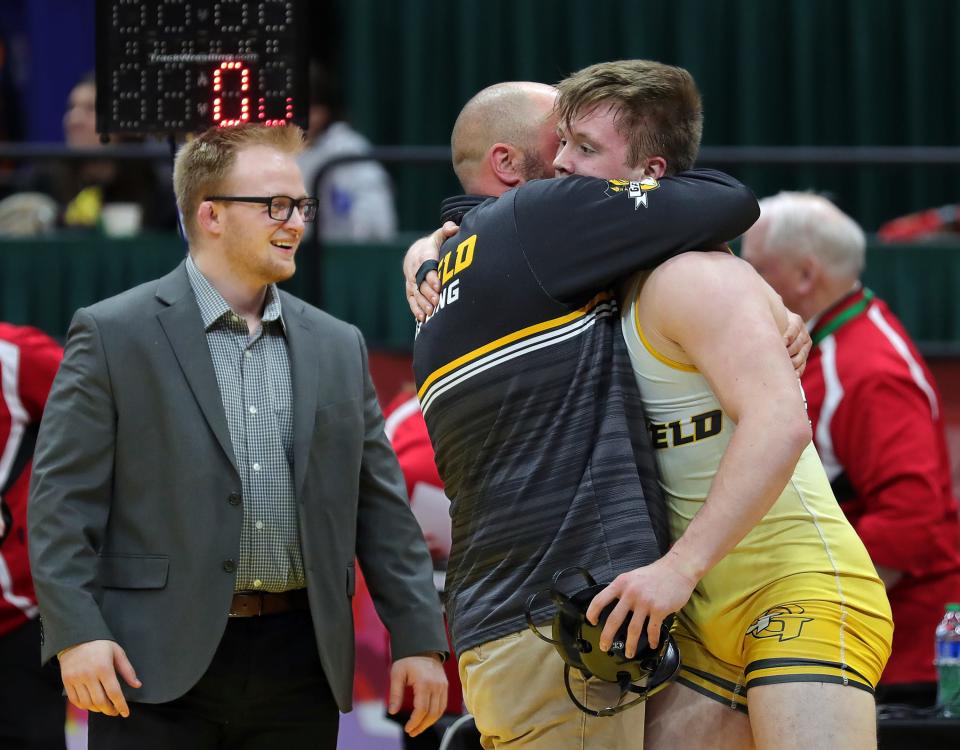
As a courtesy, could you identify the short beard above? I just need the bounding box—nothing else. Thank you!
[517,149,553,182]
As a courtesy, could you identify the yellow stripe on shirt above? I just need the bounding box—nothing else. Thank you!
[417,291,614,401]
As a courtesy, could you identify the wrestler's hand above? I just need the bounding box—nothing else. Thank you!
[783,311,811,376]
[388,653,448,737]
[586,553,698,657]
[404,222,459,322]
[59,639,142,717]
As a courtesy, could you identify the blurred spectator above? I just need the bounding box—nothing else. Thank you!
[0,25,23,143]
[877,203,960,243]
[349,389,464,749]
[0,191,57,235]
[0,17,27,212]
[297,61,397,241]
[383,391,453,565]
[383,390,464,749]
[0,322,65,749]
[8,73,177,234]
[742,191,960,707]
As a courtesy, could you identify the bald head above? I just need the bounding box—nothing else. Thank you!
[451,81,558,195]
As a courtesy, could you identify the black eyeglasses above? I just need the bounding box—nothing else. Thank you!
[204,195,319,222]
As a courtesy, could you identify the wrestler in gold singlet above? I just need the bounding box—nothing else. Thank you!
[620,270,893,713]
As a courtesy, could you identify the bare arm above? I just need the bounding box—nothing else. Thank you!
[655,253,811,579]
[589,253,811,654]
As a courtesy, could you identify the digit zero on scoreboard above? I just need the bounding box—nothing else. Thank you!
[95,0,309,136]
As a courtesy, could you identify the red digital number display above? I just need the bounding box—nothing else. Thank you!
[257,97,294,128]
[96,0,307,135]
[212,61,252,127]
[208,59,294,128]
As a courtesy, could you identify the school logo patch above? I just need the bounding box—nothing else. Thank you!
[746,604,814,642]
[604,177,659,209]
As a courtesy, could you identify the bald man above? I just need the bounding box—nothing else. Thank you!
[450,81,558,188]
[404,82,557,311]
[404,81,763,749]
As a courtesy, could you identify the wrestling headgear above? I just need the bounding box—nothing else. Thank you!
[524,567,680,717]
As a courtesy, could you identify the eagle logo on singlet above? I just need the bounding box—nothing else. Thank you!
[746,604,814,642]
[604,178,659,209]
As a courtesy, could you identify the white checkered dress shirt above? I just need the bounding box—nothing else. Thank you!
[186,256,305,592]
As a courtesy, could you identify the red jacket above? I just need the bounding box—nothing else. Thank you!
[803,288,960,685]
[351,392,464,714]
[0,324,62,638]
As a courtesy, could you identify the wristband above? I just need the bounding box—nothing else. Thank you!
[414,259,440,288]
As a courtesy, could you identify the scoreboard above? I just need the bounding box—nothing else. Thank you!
[95,0,309,136]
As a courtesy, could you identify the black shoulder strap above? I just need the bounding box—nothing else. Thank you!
[1,422,38,498]
[0,422,39,545]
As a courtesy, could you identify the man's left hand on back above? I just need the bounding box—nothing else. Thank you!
[783,311,811,376]
[404,222,459,321]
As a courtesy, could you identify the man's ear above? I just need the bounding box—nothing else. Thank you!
[795,254,820,295]
[196,200,223,238]
[641,156,668,180]
[488,143,524,187]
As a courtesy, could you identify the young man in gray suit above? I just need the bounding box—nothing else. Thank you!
[28,124,448,749]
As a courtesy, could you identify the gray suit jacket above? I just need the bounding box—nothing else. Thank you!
[28,261,447,711]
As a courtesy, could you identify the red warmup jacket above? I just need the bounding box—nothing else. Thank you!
[350,392,463,714]
[802,288,960,685]
[0,324,62,638]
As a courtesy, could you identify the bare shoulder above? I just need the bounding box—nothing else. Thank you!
[640,251,766,323]
[647,250,760,292]
[637,251,788,362]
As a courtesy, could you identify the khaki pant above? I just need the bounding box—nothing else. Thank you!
[458,628,645,749]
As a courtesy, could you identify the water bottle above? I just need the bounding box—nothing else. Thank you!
[935,602,960,717]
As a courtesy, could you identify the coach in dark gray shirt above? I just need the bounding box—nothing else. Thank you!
[28,124,447,750]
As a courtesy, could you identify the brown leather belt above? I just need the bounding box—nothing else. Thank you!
[229,588,310,617]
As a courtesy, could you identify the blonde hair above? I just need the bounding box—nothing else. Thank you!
[555,60,703,174]
[173,124,304,241]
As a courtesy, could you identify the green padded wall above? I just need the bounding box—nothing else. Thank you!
[337,0,960,231]
[3,235,957,353]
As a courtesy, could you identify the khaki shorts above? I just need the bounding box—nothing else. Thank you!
[458,628,645,749]
[674,573,893,713]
